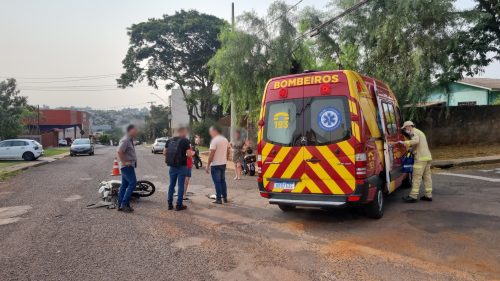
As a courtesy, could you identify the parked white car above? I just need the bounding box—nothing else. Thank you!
[0,139,44,161]
[58,139,68,146]
[152,137,169,154]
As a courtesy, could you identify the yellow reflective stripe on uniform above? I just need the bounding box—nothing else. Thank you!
[413,164,423,169]
[418,156,432,161]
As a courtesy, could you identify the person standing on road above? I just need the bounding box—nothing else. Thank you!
[183,144,194,201]
[205,126,230,204]
[116,124,139,213]
[399,121,433,203]
[231,129,244,180]
[164,126,192,211]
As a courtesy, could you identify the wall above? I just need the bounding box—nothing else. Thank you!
[169,89,191,131]
[427,82,489,106]
[415,105,500,147]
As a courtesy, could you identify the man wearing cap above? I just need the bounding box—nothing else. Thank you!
[398,121,433,203]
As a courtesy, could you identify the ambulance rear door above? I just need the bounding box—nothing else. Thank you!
[261,85,305,193]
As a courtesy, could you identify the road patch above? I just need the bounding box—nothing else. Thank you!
[0,205,31,226]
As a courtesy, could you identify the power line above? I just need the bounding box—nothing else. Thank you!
[0,73,121,80]
[298,0,371,40]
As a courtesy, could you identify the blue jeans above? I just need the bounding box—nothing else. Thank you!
[211,165,227,200]
[168,166,188,207]
[118,166,137,207]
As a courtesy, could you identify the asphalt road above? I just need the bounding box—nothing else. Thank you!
[0,146,499,281]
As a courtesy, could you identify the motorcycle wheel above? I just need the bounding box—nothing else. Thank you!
[249,164,256,176]
[134,180,156,197]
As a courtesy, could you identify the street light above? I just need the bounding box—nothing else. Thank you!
[150,93,168,106]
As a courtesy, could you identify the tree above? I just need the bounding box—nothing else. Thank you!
[209,1,310,124]
[143,105,171,142]
[118,10,226,123]
[0,79,28,140]
[328,0,494,107]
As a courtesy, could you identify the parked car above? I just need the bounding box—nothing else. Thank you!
[58,139,68,146]
[0,139,44,161]
[152,137,169,154]
[70,138,94,156]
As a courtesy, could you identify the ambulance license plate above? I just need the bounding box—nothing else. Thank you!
[274,182,295,190]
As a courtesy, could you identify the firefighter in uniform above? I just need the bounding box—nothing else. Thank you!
[399,121,433,203]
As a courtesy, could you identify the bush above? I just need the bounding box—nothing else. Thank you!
[192,119,218,146]
[98,134,110,145]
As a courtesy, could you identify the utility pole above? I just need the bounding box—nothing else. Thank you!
[230,2,236,143]
[37,105,40,136]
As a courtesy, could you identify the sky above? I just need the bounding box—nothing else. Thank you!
[0,0,497,109]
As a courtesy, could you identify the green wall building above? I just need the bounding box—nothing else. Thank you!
[428,78,500,106]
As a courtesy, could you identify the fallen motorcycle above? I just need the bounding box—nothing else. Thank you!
[98,180,155,203]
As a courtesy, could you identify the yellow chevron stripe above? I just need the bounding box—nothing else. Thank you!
[263,146,291,180]
[281,148,304,179]
[261,143,273,160]
[349,99,358,116]
[316,146,355,190]
[337,141,355,163]
[352,122,361,142]
[305,162,344,194]
[295,173,322,194]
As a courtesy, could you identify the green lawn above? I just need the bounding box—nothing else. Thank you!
[0,170,22,181]
[44,147,70,157]
[0,161,20,169]
[197,146,209,152]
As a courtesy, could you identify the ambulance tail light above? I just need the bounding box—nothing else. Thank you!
[355,143,367,179]
[260,192,269,198]
[279,88,288,98]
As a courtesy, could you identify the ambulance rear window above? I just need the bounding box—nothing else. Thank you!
[304,96,351,145]
[264,100,303,146]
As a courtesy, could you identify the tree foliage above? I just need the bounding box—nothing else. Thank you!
[0,79,28,140]
[210,0,499,122]
[118,10,226,123]
[143,105,170,141]
[209,1,311,122]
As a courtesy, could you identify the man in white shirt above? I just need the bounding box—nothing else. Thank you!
[205,126,230,204]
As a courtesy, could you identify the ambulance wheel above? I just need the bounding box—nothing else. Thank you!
[278,204,296,212]
[364,187,384,219]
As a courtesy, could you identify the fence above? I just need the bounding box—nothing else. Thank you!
[414,105,500,147]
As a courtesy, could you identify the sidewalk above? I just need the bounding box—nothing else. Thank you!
[432,154,500,169]
[0,153,70,174]
[200,151,500,170]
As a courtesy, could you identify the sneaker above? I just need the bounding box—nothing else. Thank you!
[420,196,433,202]
[168,205,174,210]
[223,198,228,203]
[402,196,418,203]
[121,205,134,213]
[212,200,222,205]
[175,205,187,211]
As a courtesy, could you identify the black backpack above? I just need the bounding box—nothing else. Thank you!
[165,137,182,167]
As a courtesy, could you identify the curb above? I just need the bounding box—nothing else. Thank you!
[432,155,500,169]
[0,152,71,174]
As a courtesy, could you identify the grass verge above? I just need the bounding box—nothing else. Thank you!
[0,170,22,181]
[44,147,69,157]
